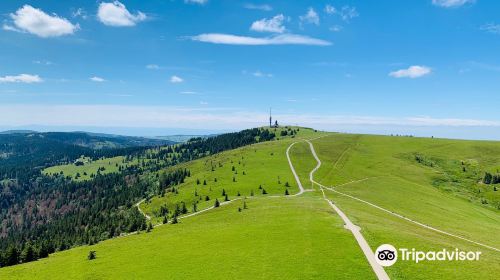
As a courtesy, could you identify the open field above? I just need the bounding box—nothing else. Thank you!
[309,134,500,279]
[43,156,132,181]
[3,130,500,279]
[0,194,375,280]
[140,128,327,224]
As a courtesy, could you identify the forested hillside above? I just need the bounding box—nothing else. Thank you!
[0,128,281,267]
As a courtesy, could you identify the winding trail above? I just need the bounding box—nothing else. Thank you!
[306,138,500,254]
[322,184,500,253]
[305,140,390,280]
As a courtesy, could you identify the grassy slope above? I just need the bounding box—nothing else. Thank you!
[312,134,500,279]
[43,156,134,181]
[0,191,374,279]
[141,128,326,224]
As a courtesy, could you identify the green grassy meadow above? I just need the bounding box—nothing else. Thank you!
[140,128,327,224]
[43,156,133,181]
[2,129,500,279]
[0,194,375,280]
[311,134,500,279]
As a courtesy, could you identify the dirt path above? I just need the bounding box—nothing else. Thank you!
[305,139,391,280]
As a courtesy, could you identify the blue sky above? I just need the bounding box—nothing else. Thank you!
[1,0,500,138]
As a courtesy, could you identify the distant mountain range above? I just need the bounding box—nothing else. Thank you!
[0,130,176,149]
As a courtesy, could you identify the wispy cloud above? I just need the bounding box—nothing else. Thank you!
[0,74,43,83]
[180,91,200,95]
[324,5,359,22]
[170,75,184,83]
[2,105,500,131]
[90,76,106,82]
[389,65,432,78]
[4,5,79,37]
[146,64,160,70]
[480,23,500,34]
[432,0,475,8]
[252,71,273,78]
[98,1,147,27]
[190,33,331,46]
[250,14,286,33]
[244,3,272,11]
[299,8,320,26]
[185,0,208,5]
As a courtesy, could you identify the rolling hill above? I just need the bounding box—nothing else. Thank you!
[1,129,499,279]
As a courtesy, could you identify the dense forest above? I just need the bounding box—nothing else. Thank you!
[0,128,276,267]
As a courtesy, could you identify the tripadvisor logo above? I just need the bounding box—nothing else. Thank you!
[374,244,482,267]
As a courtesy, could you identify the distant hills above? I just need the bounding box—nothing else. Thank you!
[0,131,176,149]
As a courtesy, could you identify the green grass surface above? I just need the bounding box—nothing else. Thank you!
[141,128,327,224]
[0,195,375,280]
[311,134,500,279]
[43,156,134,181]
[4,130,500,279]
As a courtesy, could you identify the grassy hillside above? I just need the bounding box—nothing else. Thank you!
[311,134,500,279]
[43,156,132,181]
[140,128,326,224]
[2,130,500,279]
[0,140,376,279]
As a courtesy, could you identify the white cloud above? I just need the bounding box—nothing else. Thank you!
[389,65,432,79]
[325,5,358,22]
[252,71,273,78]
[72,8,87,19]
[199,101,209,105]
[33,60,53,65]
[244,4,272,11]
[250,14,285,33]
[0,74,43,83]
[480,23,500,34]
[339,6,359,21]
[325,5,336,15]
[432,0,475,8]
[329,25,343,32]
[185,0,208,4]
[146,64,160,70]
[97,1,147,27]
[90,76,106,82]
[2,105,500,134]
[180,91,199,95]
[170,75,184,83]
[4,5,78,38]
[299,8,320,26]
[190,33,331,46]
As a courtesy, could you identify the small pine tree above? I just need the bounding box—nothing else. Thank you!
[171,215,178,224]
[205,195,210,201]
[163,216,168,224]
[262,188,267,195]
[237,191,241,196]
[285,181,290,187]
[214,199,220,208]
[250,190,254,196]
[193,203,198,212]
[224,194,229,201]
[233,176,236,182]
[196,179,200,185]
[146,222,153,232]
[238,207,242,212]
[88,251,96,260]
[222,189,226,196]
[214,177,217,182]
[203,179,207,185]
[243,201,248,209]
[285,189,289,195]
[258,184,262,189]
